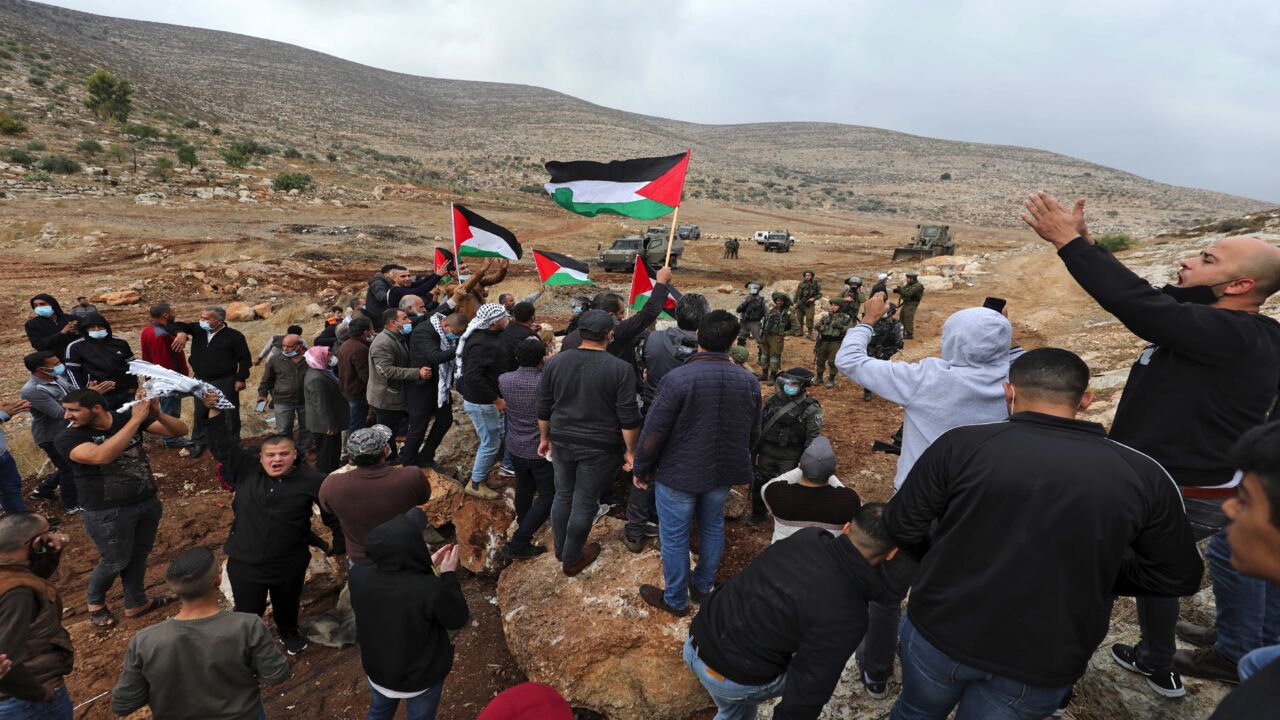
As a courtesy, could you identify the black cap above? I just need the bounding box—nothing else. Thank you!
[577,309,616,340]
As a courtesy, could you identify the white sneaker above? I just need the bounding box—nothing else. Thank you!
[592,503,611,526]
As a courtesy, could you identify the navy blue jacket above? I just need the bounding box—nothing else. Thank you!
[633,352,760,493]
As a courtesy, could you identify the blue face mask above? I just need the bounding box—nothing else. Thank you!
[444,332,459,341]
[88,329,109,340]
[199,320,213,332]
[283,350,299,358]
[33,305,55,318]
[50,364,66,376]
[400,322,413,335]
[781,384,801,397]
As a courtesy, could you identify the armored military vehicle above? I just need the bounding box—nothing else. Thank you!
[892,224,955,262]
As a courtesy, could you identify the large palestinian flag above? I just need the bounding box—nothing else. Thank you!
[452,204,522,260]
[630,256,681,318]
[544,151,689,219]
[532,249,594,286]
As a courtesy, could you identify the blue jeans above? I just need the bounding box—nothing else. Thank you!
[655,483,730,611]
[501,414,513,470]
[0,684,72,719]
[463,401,504,485]
[893,616,1068,720]
[1239,644,1280,682]
[0,452,29,514]
[367,680,442,720]
[683,635,785,720]
[348,398,369,434]
[159,395,186,446]
[1208,531,1280,664]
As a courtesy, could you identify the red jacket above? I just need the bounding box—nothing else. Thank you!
[140,323,190,375]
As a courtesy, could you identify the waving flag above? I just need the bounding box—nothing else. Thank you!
[452,204,522,260]
[544,151,689,219]
[434,246,456,274]
[629,256,681,318]
[532,249,594,286]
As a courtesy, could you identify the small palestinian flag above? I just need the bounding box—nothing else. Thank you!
[452,203,522,260]
[544,151,689,219]
[630,255,681,318]
[433,247,456,274]
[532,249,594,286]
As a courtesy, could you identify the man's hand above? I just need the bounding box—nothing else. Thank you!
[201,389,222,417]
[0,399,31,416]
[234,380,246,392]
[170,332,189,352]
[86,380,114,394]
[537,438,551,459]
[36,530,69,553]
[622,450,634,473]
[61,320,78,335]
[861,292,889,324]
[419,367,432,380]
[632,474,650,490]
[493,398,506,413]
[129,393,152,425]
[256,395,268,407]
[432,543,461,573]
[656,266,674,285]
[451,286,469,303]
[1021,191,1091,249]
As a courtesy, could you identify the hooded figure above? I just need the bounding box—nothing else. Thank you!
[348,509,469,700]
[64,312,137,407]
[25,293,74,356]
[835,306,1020,490]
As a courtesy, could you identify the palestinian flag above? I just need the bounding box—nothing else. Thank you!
[630,256,681,318]
[544,151,689,219]
[452,204,522,260]
[433,247,456,274]
[532,249,594,286]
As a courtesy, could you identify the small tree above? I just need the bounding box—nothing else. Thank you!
[940,172,952,180]
[75,139,103,155]
[84,68,133,123]
[149,156,175,180]
[105,144,128,163]
[176,144,198,170]
[272,172,313,192]
[1096,233,1133,252]
[120,123,159,140]
[325,151,337,162]
[283,147,302,159]
[221,147,249,169]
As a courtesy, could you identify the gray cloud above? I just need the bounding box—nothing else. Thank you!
[42,0,1280,201]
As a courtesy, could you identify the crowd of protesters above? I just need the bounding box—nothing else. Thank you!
[0,191,1277,720]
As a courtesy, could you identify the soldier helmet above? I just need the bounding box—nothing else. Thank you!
[770,291,791,305]
[846,275,862,286]
[802,269,815,278]
[775,367,814,394]
[906,272,918,278]
[728,345,749,364]
[745,281,763,294]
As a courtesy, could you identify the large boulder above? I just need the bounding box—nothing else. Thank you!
[452,493,516,574]
[1072,623,1229,718]
[497,518,712,720]
[435,396,482,472]
[422,469,463,528]
[98,289,141,306]
[225,301,257,322]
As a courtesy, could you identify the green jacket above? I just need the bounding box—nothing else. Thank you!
[761,308,796,337]
[838,287,864,317]
[794,280,822,306]
[894,281,924,305]
[815,311,853,341]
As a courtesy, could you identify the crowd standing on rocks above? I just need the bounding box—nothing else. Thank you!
[0,191,1278,720]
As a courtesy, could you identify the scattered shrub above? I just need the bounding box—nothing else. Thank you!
[1214,218,1254,233]
[271,172,313,192]
[220,147,249,169]
[181,118,200,129]
[1096,233,1133,252]
[23,170,52,183]
[37,154,80,174]
[26,75,45,87]
[229,138,273,157]
[176,144,198,169]
[120,122,159,139]
[37,51,51,60]
[24,140,45,151]
[517,184,543,194]
[84,68,132,123]
[283,147,302,159]
[325,151,337,162]
[75,139,103,155]
[105,144,128,163]
[939,172,952,180]
[211,127,221,136]
[4,147,34,164]
[1104,210,1119,217]
[148,156,174,179]
[0,114,25,135]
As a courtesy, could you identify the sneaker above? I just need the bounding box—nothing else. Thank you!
[639,583,688,617]
[498,465,516,477]
[427,462,453,475]
[281,634,308,656]
[464,482,500,500]
[503,543,547,561]
[825,378,835,389]
[641,521,660,538]
[690,582,720,604]
[621,531,645,554]
[592,503,611,526]
[563,542,601,577]
[28,490,58,502]
[188,444,207,459]
[65,506,83,516]
[1175,620,1217,648]
[1111,643,1186,698]
[860,669,889,699]
[1052,687,1075,717]
[1173,646,1240,684]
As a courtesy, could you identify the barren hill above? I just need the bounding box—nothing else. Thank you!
[0,0,1268,231]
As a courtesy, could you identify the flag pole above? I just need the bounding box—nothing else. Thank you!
[663,205,680,268]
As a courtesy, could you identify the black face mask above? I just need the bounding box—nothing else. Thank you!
[1159,284,1218,305]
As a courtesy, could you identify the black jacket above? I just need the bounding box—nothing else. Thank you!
[690,529,883,719]
[1059,237,1280,487]
[24,294,74,356]
[560,285,670,358]
[63,313,137,394]
[313,321,338,348]
[500,322,537,368]
[349,509,469,693]
[459,329,509,404]
[408,310,457,370]
[364,274,394,330]
[884,412,1204,688]
[208,414,338,572]
[173,322,253,382]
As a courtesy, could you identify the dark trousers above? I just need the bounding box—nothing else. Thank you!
[36,441,78,510]
[550,440,621,566]
[314,432,342,475]
[1137,496,1227,671]
[509,455,555,551]
[858,551,919,679]
[193,376,241,444]
[227,556,307,638]
[374,408,407,461]
[400,384,453,467]
[624,482,657,542]
[347,397,369,434]
[83,496,163,609]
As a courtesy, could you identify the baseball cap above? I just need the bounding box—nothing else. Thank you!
[878,273,889,281]
[577,309,616,341]
[347,424,392,457]
[799,436,837,481]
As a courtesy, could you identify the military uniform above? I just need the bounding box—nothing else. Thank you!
[729,238,739,258]
[759,297,796,379]
[751,390,823,519]
[794,274,822,337]
[736,293,767,349]
[894,279,924,339]
[723,239,732,258]
[813,310,852,386]
[839,284,864,320]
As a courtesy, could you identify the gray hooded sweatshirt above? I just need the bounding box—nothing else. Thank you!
[835,307,1018,490]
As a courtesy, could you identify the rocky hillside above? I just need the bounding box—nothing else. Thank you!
[0,0,1269,231]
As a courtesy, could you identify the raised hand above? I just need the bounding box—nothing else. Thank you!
[1021,191,1090,249]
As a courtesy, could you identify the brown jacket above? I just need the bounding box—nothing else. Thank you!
[338,335,372,401]
[0,561,74,700]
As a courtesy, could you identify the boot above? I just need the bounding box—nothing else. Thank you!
[815,371,825,385]
[826,376,835,389]
[863,389,874,401]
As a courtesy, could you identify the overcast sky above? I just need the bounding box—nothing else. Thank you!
[43,0,1280,202]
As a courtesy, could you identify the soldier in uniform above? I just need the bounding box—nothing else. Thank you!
[731,238,740,259]
[736,281,767,352]
[723,238,733,259]
[839,276,864,320]
[793,270,822,339]
[749,367,823,523]
[758,292,797,382]
[813,299,852,388]
[893,271,925,339]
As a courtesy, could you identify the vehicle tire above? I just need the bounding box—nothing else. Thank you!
[670,256,679,269]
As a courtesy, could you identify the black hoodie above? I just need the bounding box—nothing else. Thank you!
[24,294,74,356]
[63,312,137,395]
[348,509,469,693]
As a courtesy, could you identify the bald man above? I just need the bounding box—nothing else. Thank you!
[257,333,312,450]
[1024,192,1280,697]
